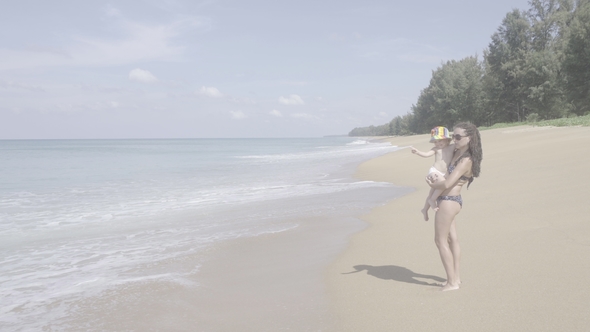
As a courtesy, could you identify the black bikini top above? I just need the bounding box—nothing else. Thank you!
[448,152,474,189]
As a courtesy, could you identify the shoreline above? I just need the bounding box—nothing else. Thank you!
[179,174,412,330]
[39,140,409,331]
[153,150,412,331]
[327,125,590,331]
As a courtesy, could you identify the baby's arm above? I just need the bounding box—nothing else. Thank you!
[427,158,472,190]
[441,144,456,164]
[410,146,435,158]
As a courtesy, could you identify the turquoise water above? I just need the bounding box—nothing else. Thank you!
[0,137,404,329]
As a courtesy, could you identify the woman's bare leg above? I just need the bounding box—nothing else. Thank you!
[434,200,461,291]
[439,220,462,287]
[448,219,461,284]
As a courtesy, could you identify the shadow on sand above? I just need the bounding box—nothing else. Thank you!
[343,265,445,286]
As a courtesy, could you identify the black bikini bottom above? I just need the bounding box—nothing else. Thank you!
[437,195,463,207]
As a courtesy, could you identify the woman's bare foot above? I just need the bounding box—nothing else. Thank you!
[421,207,429,221]
[441,283,460,291]
[428,197,438,211]
[439,280,462,287]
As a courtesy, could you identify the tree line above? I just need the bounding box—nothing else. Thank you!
[349,0,590,136]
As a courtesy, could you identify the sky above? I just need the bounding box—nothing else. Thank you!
[0,0,532,139]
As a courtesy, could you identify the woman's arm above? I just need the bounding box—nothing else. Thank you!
[410,146,435,158]
[427,158,472,189]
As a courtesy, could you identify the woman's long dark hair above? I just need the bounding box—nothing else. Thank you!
[454,122,482,188]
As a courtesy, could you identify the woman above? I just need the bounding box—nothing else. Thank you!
[426,122,482,291]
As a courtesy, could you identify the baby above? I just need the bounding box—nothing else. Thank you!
[410,126,454,221]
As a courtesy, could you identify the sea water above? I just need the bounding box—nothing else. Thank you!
[0,138,404,330]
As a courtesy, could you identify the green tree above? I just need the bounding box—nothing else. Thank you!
[524,0,572,119]
[563,0,590,114]
[389,117,401,135]
[388,114,414,135]
[411,56,485,131]
[484,9,531,122]
[522,49,568,118]
[528,0,573,51]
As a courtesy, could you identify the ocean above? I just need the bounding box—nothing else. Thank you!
[0,137,406,330]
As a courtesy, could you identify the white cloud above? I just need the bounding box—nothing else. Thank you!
[230,110,246,119]
[269,109,282,117]
[0,11,206,70]
[105,5,121,17]
[278,94,305,105]
[72,21,186,65]
[110,101,120,108]
[199,86,223,98]
[290,113,317,120]
[129,68,158,83]
[378,111,388,117]
[279,80,308,86]
[0,80,44,92]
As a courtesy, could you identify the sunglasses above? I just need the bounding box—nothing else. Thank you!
[452,134,468,140]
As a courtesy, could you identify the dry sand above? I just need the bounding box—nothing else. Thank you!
[328,126,590,331]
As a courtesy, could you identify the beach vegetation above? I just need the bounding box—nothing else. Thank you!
[350,0,590,136]
[479,113,590,129]
[526,113,540,123]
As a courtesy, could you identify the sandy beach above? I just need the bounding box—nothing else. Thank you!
[6,129,589,331]
[327,125,590,331]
